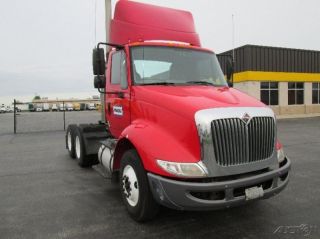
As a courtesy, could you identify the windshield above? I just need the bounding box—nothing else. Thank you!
[130,46,227,86]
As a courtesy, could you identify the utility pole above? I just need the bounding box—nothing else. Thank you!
[100,0,112,124]
[105,0,111,42]
[232,14,235,63]
[231,14,235,84]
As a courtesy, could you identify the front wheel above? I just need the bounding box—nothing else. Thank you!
[120,150,159,222]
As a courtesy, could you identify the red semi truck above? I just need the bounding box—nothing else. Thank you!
[66,1,291,221]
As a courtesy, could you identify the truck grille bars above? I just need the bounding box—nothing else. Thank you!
[211,117,275,166]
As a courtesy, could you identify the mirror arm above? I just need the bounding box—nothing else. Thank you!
[98,88,106,94]
[219,53,234,87]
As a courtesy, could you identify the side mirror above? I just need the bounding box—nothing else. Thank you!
[92,48,106,75]
[94,75,106,89]
[226,58,234,87]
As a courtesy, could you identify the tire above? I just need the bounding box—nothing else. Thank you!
[74,128,93,168]
[120,149,159,222]
[66,125,77,159]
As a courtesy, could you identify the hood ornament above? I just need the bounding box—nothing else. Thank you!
[241,113,251,124]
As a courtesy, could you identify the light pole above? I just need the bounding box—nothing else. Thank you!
[105,0,111,43]
[100,0,112,124]
[232,14,235,63]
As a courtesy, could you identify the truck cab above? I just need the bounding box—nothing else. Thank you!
[87,103,96,111]
[66,103,74,111]
[59,104,65,111]
[51,104,58,111]
[66,1,290,222]
[0,104,6,113]
[35,104,43,112]
[43,103,50,112]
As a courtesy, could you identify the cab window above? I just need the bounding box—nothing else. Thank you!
[111,50,128,89]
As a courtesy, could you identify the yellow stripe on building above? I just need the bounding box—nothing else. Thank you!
[233,71,320,83]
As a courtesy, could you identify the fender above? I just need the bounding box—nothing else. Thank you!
[115,119,201,177]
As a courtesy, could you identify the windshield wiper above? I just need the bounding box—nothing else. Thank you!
[185,81,215,86]
[141,82,177,86]
[140,81,219,86]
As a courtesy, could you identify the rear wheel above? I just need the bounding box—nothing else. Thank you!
[66,125,77,159]
[120,150,159,222]
[74,128,93,168]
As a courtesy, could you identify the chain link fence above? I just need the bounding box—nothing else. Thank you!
[9,99,102,134]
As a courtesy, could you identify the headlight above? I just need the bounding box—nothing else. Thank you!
[157,160,208,178]
[277,147,285,163]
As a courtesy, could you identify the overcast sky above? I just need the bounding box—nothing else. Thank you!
[0,0,319,98]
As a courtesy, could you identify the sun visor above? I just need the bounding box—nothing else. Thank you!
[110,0,201,47]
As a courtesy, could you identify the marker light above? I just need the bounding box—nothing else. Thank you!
[276,141,286,163]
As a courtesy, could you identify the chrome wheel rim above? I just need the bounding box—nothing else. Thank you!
[75,136,81,159]
[122,165,139,207]
[67,132,72,151]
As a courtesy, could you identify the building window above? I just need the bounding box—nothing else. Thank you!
[260,82,279,105]
[312,83,320,104]
[288,82,304,105]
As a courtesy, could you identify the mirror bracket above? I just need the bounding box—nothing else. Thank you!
[225,56,234,87]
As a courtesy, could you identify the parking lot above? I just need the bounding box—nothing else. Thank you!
[0,112,319,239]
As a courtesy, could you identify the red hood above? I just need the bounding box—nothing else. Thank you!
[132,86,266,119]
[128,86,267,170]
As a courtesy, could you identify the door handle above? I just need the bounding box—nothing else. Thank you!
[117,92,124,98]
[105,91,125,99]
[107,103,111,114]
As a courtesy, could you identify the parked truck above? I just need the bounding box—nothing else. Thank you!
[65,1,290,222]
[0,104,6,113]
[28,103,35,112]
[59,104,65,111]
[66,103,74,111]
[35,104,43,112]
[80,103,86,111]
[87,103,96,110]
[73,103,81,111]
[43,103,50,112]
[51,104,58,111]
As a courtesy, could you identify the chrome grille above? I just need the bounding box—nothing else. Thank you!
[211,117,275,166]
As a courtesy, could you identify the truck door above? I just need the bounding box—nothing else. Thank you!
[106,50,130,137]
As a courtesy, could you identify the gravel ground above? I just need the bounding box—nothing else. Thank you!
[0,113,319,239]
